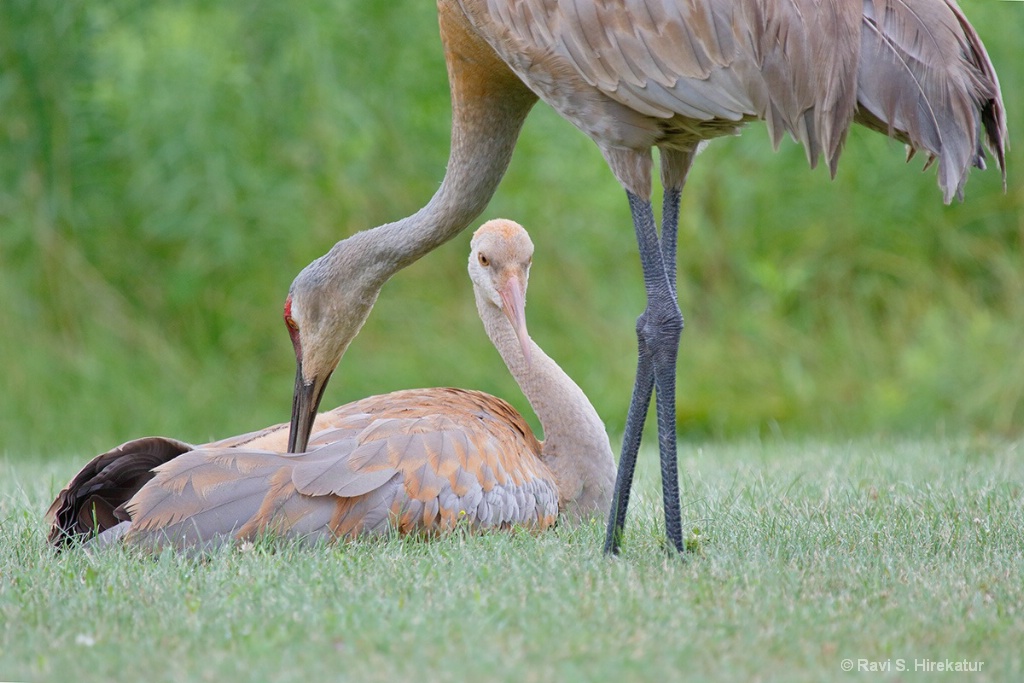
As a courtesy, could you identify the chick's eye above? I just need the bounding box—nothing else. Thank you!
[478,253,489,267]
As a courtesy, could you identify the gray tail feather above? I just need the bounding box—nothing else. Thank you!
[854,0,1006,203]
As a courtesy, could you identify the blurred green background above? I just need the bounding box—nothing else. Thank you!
[1,0,1020,458]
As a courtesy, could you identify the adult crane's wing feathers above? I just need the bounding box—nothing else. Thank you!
[856,0,1005,201]
[474,0,1004,199]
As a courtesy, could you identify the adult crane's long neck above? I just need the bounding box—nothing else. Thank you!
[343,17,537,286]
[360,109,525,279]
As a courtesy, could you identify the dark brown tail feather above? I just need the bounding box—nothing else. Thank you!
[46,437,194,549]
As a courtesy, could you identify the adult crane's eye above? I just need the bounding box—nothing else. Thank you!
[285,316,298,331]
[478,253,490,266]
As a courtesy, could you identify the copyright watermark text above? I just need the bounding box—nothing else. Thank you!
[841,658,985,673]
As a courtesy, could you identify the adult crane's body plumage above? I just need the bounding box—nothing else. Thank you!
[283,0,1006,553]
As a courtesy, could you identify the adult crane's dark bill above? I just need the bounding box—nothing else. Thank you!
[288,362,330,453]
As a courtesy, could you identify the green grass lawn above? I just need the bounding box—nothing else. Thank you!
[2,438,1021,682]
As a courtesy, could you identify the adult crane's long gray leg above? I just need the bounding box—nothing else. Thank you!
[603,319,655,553]
[604,191,684,554]
[655,186,684,550]
[661,187,681,292]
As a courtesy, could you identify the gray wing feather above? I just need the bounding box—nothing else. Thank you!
[475,0,1004,199]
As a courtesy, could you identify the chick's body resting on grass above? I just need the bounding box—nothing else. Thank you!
[47,220,616,552]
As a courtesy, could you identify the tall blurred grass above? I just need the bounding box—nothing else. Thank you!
[1,0,1020,458]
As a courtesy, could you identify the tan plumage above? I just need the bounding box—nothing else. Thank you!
[81,389,557,551]
[47,221,615,551]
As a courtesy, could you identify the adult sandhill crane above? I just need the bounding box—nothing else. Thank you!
[47,220,617,551]
[283,1,1007,554]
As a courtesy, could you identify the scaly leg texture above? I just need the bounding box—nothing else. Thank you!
[604,190,684,554]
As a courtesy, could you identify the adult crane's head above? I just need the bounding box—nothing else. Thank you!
[283,236,385,453]
[283,220,536,454]
[468,219,534,369]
